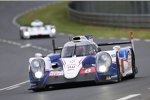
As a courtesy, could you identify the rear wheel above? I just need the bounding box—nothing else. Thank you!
[129,49,136,79]
[116,55,122,82]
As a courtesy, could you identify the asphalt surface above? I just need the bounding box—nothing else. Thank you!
[0,1,150,100]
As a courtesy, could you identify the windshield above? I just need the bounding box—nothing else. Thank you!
[33,25,42,28]
[31,20,43,27]
[61,44,96,58]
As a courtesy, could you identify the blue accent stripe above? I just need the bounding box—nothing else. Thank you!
[119,49,128,59]
[41,71,50,85]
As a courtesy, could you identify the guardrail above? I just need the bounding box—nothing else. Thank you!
[68,1,150,28]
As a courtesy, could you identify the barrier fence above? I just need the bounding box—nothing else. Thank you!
[68,1,150,28]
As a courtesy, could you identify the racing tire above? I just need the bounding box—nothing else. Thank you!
[128,49,136,79]
[19,31,30,39]
[31,85,49,92]
[115,54,122,83]
[20,31,25,39]
[31,88,42,92]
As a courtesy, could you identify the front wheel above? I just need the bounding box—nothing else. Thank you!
[20,32,30,39]
[20,31,25,39]
[31,85,49,92]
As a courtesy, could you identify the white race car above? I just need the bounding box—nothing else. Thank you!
[19,20,56,39]
[28,32,138,91]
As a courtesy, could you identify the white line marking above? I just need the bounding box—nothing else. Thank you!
[31,45,51,52]
[20,43,31,48]
[99,37,104,39]
[109,37,116,40]
[117,94,141,100]
[7,40,13,44]
[0,39,22,46]
[12,42,21,46]
[59,33,64,35]
[6,85,20,90]
[2,39,7,43]
[0,80,29,91]
[144,39,150,42]
[35,46,43,50]
[133,38,141,41]
[120,38,128,40]
[36,47,48,51]
[32,45,41,49]
[41,48,48,52]
[0,38,50,52]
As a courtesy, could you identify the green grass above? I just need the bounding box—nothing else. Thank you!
[17,2,150,39]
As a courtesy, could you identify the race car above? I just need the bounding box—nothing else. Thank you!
[28,32,138,91]
[19,20,56,39]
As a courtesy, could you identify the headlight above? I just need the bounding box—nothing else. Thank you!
[34,71,44,79]
[30,59,45,79]
[99,65,107,72]
[51,28,56,33]
[96,52,112,73]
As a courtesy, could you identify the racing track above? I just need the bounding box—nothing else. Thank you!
[0,1,150,100]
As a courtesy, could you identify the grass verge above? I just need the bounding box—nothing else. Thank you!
[17,2,150,39]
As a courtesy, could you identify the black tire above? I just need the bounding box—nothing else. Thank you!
[20,31,25,39]
[19,31,30,39]
[129,49,136,79]
[31,88,41,92]
[116,54,122,82]
[31,85,49,92]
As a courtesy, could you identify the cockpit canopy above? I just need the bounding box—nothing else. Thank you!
[31,20,44,27]
[61,41,97,58]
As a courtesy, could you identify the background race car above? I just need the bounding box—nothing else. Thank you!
[28,32,138,91]
[19,20,56,39]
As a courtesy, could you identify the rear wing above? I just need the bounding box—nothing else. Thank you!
[97,32,135,51]
[52,32,135,53]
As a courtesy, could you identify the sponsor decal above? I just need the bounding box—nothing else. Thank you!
[69,59,75,63]
[80,67,96,74]
[49,71,63,76]
[66,64,76,71]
